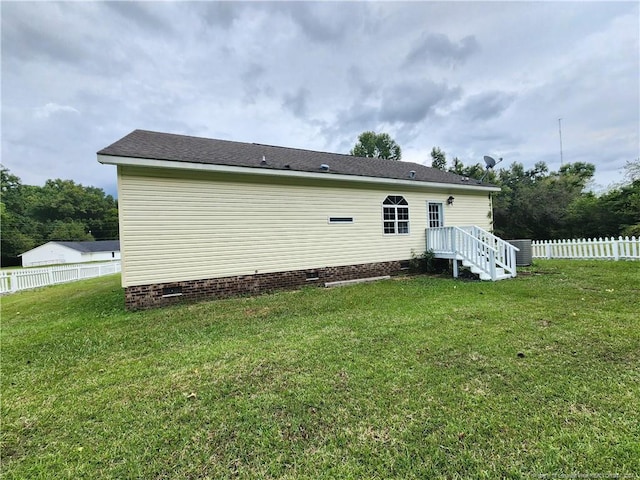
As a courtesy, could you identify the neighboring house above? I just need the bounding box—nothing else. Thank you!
[20,241,121,267]
[98,129,513,310]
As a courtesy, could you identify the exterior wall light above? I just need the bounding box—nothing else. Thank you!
[447,196,455,205]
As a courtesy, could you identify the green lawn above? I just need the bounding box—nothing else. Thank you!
[1,261,639,479]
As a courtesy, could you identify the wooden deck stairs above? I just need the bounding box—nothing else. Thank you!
[426,226,518,281]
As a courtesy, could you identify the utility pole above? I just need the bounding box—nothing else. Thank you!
[558,118,564,166]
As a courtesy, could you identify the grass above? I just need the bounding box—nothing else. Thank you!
[1,260,639,479]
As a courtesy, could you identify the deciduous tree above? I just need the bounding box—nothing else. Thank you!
[350,131,401,160]
[430,147,447,170]
[0,167,119,266]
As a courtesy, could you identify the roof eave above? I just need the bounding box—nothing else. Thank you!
[98,154,501,192]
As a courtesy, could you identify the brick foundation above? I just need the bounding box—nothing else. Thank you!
[124,260,407,310]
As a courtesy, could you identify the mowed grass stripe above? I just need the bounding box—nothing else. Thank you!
[1,260,639,479]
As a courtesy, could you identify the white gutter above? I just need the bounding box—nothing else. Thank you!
[98,154,501,192]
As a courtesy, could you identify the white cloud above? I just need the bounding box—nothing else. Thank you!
[34,103,80,119]
[1,1,638,194]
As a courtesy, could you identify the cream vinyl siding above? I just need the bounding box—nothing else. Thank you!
[118,166,493,287]
[438,193,493,230]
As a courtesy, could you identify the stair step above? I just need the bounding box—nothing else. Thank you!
[464,264,505,275]
[479,272,512,281]
[460,262,508,280]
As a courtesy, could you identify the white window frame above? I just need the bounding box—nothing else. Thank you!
[382,195,410,235]
[427,201,444,228]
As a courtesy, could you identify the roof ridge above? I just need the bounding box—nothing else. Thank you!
[136,130,420,165]
[98,130,497,189]
[251,142,358,159]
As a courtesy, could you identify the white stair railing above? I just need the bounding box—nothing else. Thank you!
[426,226,518,281]
[462,226,518,276]
[426,226,455,254]
[453,227,497,280]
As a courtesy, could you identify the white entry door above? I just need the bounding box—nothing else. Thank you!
[427,202,444,228]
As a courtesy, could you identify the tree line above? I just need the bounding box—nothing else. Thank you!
[352,131,639,240]
[1,167,119,266]
[430,147,640,240]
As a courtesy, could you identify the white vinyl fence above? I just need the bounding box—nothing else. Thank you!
[0,261,121,294]
[532,237,639,260]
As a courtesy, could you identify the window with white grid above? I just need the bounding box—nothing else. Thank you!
[383,196,409,235]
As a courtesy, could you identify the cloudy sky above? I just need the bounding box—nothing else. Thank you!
[2,1,638,196]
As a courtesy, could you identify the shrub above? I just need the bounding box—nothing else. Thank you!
[409,249,437,273]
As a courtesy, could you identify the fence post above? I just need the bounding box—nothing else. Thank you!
[546,242,552,259]
[613,237,619,261]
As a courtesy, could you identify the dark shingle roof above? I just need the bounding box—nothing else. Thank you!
[56,240,120,253]
[98,129,492,188]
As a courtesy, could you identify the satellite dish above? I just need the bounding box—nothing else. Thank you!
[479,155,503,183]
[484,155,497,168]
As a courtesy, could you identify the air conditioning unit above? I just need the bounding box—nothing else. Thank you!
[508,239,532,266]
